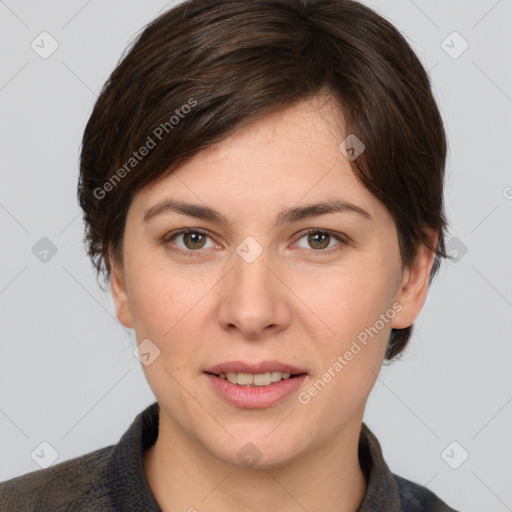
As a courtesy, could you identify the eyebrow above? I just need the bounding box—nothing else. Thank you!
[142,197,372,228]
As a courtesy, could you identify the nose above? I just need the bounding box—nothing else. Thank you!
[216,244,291,340]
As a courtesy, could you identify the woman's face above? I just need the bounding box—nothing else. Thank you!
[110,95,434,467]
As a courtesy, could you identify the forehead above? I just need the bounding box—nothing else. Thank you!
[129,96,384,223]
[205,94,343,153]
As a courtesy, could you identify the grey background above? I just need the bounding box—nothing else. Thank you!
[1,1,511,510]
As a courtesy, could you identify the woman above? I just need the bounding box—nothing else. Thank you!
[0,0,459,510]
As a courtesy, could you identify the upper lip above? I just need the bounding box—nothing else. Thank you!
[205,360,307,375]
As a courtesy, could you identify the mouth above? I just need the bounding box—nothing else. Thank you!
[204,364,308,408]
[205,371,306,387]
[204,360,308,389]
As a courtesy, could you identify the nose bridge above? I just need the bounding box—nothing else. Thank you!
[233,239,272,291]
[231,237,275,310]
[217,236,288,338]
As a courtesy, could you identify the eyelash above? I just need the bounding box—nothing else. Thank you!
[163,228,348,258]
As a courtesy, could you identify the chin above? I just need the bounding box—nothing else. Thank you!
[206,428,307,470]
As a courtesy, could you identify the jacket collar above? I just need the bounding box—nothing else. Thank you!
[106,402,403,511]
[356,422,402,511]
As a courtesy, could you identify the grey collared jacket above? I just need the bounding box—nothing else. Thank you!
[0,402,460,511]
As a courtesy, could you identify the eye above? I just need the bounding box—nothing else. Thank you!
[164,228,217,256]
[164,228,348,258]
[294,229,347,252]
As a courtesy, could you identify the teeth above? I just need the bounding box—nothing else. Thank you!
[218,371,293,386]
[235,372,253,386]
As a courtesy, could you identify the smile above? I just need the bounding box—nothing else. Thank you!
[214,371,298,387]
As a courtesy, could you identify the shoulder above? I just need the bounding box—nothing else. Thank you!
[393,473,460,512]
[0,445,114,512]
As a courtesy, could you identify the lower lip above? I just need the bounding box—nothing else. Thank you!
[205,373,307,409]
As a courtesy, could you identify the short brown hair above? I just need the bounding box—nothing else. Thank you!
[78,0,449,360]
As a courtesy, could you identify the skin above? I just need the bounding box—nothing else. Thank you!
[109,94,437,512]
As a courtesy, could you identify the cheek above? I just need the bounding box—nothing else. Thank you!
[126,246,203,335]
[296,286,393,431]
[293,261,397,336]
[126,261,218,382]
[129,266,209,408]
[292,261,397,394]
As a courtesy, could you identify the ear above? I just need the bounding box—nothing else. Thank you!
[109,246,134,329]
[390,228,438,330]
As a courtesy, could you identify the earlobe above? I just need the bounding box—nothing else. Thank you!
[390,229,438,330]
[109,249,134,329]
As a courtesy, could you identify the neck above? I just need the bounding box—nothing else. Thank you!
[143,410,367,512]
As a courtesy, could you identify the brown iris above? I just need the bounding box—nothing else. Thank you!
[183,232,207,250]
[307,232,330,250]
